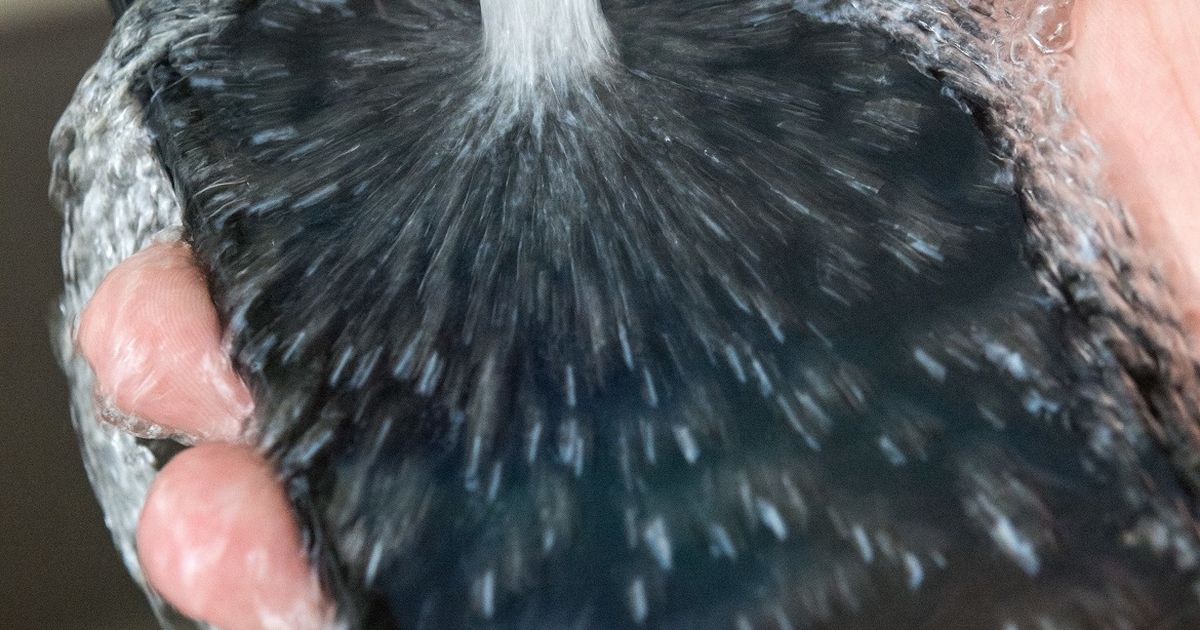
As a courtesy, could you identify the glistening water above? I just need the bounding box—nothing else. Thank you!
[51,1,1200,628]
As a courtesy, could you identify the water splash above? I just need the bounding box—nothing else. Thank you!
[50,1,1200,628]
[479,0,615,94]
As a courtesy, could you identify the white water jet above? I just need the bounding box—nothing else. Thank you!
[479,0,615,92]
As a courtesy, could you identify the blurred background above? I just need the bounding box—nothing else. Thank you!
[1,1,159,627]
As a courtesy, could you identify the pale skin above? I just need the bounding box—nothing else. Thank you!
[75,2,1200,628]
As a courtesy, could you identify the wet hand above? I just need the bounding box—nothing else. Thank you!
[78,241,333,630]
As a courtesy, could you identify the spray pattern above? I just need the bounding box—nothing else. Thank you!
[50,1,1200,629]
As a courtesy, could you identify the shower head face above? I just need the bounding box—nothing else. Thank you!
[118,0,1200,627]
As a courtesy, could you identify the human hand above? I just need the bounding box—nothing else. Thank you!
[78,241,333,630]
[1068,0,1200,331]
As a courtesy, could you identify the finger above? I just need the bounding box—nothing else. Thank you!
[1069,1,1200,338]
[137,443,335,630]
[77,240,253,442]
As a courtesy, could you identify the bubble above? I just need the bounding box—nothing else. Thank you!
[1026,0,1076,54]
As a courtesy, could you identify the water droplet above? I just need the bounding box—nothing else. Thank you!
[756,499,789,541]
[1027,0,1076,54]
[628,577,649,624]
[643,516,673,570]
[672,425,699,464]
[473,570,496,619]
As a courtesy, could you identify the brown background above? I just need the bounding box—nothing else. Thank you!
[1,2,160,628]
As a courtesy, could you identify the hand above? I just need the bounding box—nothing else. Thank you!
[1068,0,1200,330]
[75,2,1200,628]
[78,241,333,630]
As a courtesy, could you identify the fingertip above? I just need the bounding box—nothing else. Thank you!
[137,443,334,630]
[77,241,253,442]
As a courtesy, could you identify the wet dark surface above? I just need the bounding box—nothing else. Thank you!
[0,9,157,630]
[21,2,1200,628]
[144,2,1200,628]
